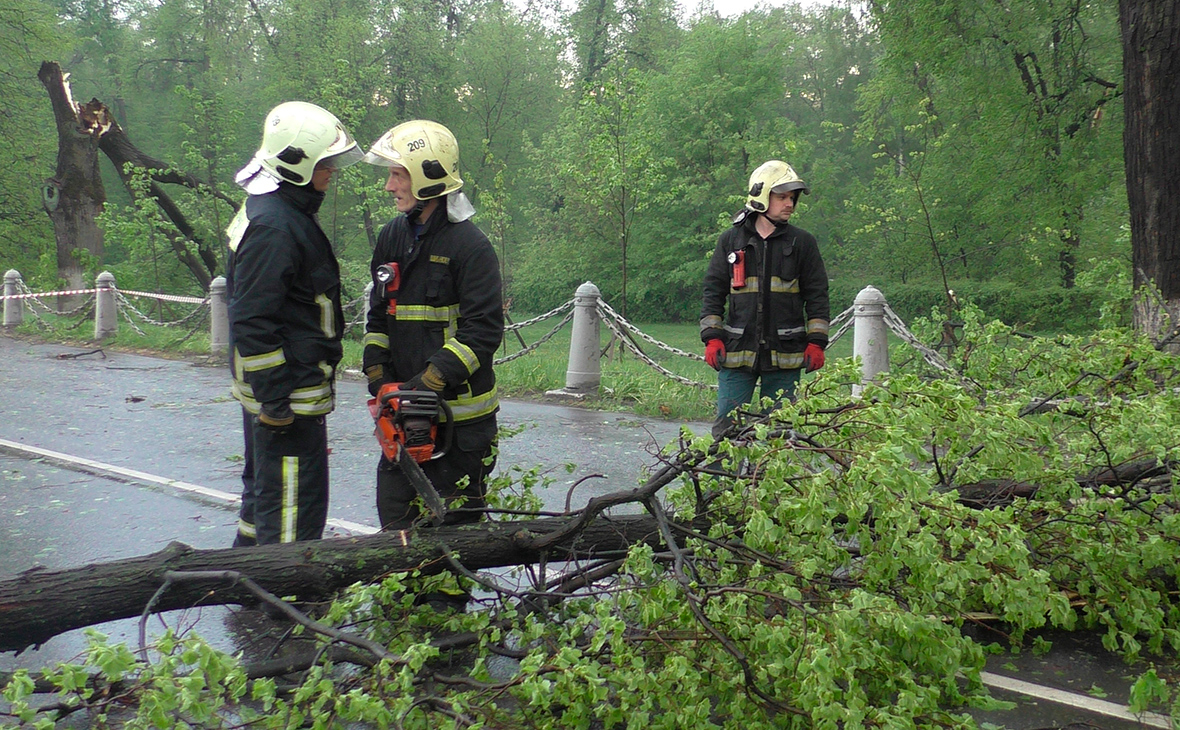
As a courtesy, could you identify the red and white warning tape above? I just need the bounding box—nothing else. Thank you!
[0,287,99,301]
[1,287,207,304]
[118,289,208,305]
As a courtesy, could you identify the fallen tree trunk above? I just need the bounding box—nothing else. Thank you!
[4,443,1167,655]
[0,513,668,654]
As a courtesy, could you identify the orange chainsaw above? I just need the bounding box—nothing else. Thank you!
[368,383,454,526]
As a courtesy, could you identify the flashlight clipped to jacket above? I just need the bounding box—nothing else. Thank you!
[376,262,400,315]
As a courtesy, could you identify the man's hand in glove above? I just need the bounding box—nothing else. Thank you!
[803,343,825,373]
[365,364,387,397]
[257,400,295,430]
[704,339,726,370]
[400,363,446,392]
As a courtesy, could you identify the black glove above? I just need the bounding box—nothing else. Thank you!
[400,363,445,392]
[257,400,295,431]
[365,364,387,397]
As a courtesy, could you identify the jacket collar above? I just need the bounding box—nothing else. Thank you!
[738,210,795,241]
[276,181,326,216]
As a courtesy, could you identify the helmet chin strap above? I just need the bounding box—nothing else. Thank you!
[762,211,791,229]
[408,199,428,223]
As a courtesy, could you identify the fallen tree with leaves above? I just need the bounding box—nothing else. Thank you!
[4,311,1180,728]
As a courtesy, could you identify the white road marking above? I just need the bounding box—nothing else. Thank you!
[979,670,1171,728]
[0,437,377,536]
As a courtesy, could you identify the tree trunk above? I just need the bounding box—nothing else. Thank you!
[1121,0,1180,347]
[37,62,105,294]
[0,513,670,654]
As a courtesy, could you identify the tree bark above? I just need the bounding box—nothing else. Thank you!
[37,61,105,294]
[1121,0,1180,347]
[0,513,669,654]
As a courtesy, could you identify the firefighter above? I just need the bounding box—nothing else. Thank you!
[361,120,503,531]
[226,101,362,545]
[700,160,830,439]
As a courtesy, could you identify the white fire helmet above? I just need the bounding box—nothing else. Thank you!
[252,101,362,187]
[363,119,464,200]
[746,160,809,213]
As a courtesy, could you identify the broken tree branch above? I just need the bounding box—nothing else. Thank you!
[0,513,670,654]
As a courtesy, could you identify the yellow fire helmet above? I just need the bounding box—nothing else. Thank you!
[745,160,809,213]
[254,101,362,186]
[363,119,464,200]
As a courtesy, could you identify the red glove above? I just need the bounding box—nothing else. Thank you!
[803,343,825,373]
[704,339,726,370]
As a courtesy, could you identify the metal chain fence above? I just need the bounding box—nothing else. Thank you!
[596,300,717,390]
[5,274,971,391]
[881,303,956,374]
[116,291,208,328]
[506,300,575,332]
[15,280,97,316]
[595,298,705,362]
[494,307,575,366]
[825,305,856,348]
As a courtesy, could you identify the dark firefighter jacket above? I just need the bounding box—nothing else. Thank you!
[226,183,343,416]
[363,203,503,424]
[699,210,830,371]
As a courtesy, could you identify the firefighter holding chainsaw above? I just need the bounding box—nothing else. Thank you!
[700,159,830,439]
[361,120,503,531]
[225,101,363,545]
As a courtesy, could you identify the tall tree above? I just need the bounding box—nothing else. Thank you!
[865,0,1123,289]
[39,62,106,291]
[519,62,656,317]
[0,0,60,280]
[1120,0,1180,344]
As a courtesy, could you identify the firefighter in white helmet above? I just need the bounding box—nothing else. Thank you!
[699,160,830,439]
[226,101,362,546]
[361,120,503,533]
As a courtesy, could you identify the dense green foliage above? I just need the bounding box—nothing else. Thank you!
[0,0,61,281]
[4,320,1179,727]
[2,0,1128,324]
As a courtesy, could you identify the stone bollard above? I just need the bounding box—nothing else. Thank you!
[546,281,601,399]
[209,276,229,355]
[3,270,21,328]
[852,285,889,396]
[94,271,118,340]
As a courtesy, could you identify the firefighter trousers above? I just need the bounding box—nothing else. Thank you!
[713,367,800,439]
[376,420,496,531]
[241,413,330,544]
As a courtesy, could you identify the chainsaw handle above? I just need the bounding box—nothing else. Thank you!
[378,387,401,406]
[434,397,454,459]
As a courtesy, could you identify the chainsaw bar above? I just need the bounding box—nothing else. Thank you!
[397,445,448,526]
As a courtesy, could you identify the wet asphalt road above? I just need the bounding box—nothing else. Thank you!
[0,334,1170,728]
[0,334,699,543]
